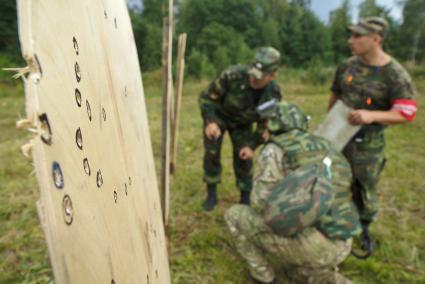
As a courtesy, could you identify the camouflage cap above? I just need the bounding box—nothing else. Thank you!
[347,16,389,37]
[248,47,281,79]
[266,102,309,133]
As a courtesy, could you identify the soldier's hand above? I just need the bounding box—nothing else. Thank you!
[239,147,254,160]
[348,110,374,125]
[262,129,270,142]
[205,123,221,140]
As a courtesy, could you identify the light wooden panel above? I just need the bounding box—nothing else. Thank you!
[17,0,171,283]
[160,0,174,226]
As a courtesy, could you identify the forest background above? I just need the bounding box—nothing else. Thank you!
[1,0,425,78]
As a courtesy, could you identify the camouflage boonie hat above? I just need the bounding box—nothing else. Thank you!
[248,47,281,79]
[263,157,333,237]
[266,102,309,133]
[347,16,389,37]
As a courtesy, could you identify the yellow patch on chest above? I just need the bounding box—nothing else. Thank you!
[346,74,353,85]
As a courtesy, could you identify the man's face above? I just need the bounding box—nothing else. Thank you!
[249,73,276,90]
[348,33,380,56]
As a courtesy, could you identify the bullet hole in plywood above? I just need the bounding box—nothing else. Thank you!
[128,176,132,186]
[102,107,106,121]
[73,36,79,55]
[114,190,118,203]
[76,127,83,150]
[75,62,81,82]
[125,183,128,196]
[96,170,103,188]
[86,100,92,121]
[39,113,52,145]
[62,194,73,225]
[83,158,91,176]
[52,161,64,189]
[104,10,108,19]
[75,88,82,107]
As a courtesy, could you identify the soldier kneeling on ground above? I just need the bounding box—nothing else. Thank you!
[225,102,361,284]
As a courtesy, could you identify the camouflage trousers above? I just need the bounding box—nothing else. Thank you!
[225,205,353,284]
[203,123,253,192]
[343,138,386,223]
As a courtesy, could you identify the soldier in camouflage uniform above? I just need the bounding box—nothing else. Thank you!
[329,17,418,252]
[199,47,282,211]
[225,102,361,284]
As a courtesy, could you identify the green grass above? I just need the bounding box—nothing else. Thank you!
[1,69,424,283]
[0,87,53,283]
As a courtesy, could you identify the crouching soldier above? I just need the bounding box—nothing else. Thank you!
[225,102,361,284]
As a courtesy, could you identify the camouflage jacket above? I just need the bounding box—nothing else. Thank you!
[253,129,361,240]
[199,64,282,149]
[331,56,416,139]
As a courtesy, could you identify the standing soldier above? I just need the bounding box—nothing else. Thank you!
[329,17,418,253]
[225,102,361,284]
[199,47,282,211]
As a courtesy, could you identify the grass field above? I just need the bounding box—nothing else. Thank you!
[0,69,424,283]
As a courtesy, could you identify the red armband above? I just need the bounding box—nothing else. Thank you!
[391,99,417,121]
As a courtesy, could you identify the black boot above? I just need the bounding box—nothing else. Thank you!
[351,220,374,259]
[360,220,374,256]
[240,191,251,205]
[202,184,217,211]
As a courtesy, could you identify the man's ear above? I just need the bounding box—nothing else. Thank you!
[372,33,382,45]
[270,71,277,80]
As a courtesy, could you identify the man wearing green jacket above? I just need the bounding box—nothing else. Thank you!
[199,47,282,211]
[329,17,417,252]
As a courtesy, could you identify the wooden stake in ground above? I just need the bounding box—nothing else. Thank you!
[170,33,187,175]
[160,0,174,226]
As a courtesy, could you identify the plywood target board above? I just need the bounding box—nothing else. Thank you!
[17,0,171,283]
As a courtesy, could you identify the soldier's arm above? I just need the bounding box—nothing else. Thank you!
[251,144,287,212]
[328,64,345,111]
[249,122,268,150]
[199,70,230,125]
[347,109,409,125]
[387,70,418,123]
[249,84,283,149]
[348,68,417,125]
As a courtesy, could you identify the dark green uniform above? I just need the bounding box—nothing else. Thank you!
[199,64,282,192]
[331,56,417,222]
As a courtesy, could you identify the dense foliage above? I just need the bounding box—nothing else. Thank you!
[129,0,425,77]
[1,0,424,76]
